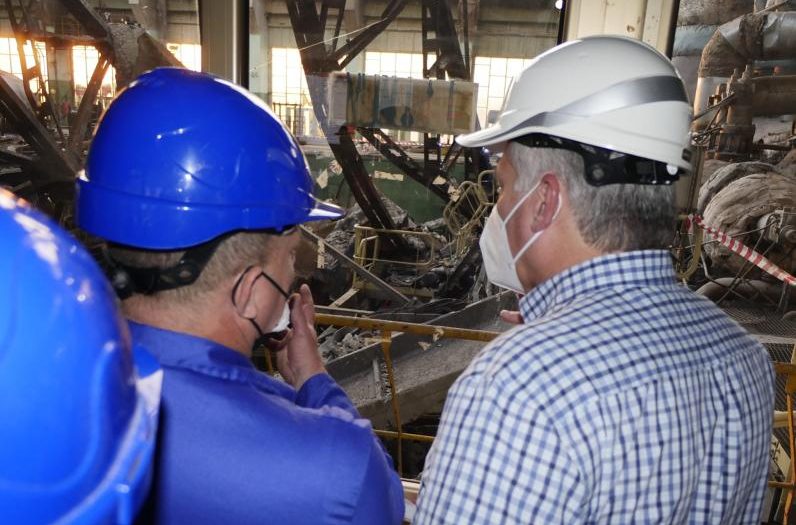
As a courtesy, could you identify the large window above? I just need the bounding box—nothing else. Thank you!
[0,37,47,93]
[364,52,430,143]
[72,45,116,107]
[166,43,201,72]
[270,47,321,139]
[473,56,533,128]
[251,2,561,148]
[364,52,426,79]
[271,47,310,105]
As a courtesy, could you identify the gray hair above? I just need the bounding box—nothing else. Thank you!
[506,142,675,252]
[108,232,273,304]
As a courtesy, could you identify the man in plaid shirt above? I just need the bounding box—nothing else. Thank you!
[415,36,774,524]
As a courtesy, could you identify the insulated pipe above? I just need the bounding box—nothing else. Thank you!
[694,11,796,128]
[696,277,784,302]
[752,75,796,115]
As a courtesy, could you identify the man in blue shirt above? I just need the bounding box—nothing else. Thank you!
[75,67,404,524]
[415,36,774,524]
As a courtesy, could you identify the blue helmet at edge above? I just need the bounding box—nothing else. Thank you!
[0,189,161,524]
[76,67,344,250]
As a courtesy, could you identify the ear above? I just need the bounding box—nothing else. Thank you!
[231,265,262,320]
[530,172,561,232]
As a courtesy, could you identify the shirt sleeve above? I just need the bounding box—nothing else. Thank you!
[414,372,586,524]
[297,372,406,525]
[349,437,406,525]
[295,372,359,417]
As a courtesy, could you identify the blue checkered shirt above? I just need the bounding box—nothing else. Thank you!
[415,251,774,524]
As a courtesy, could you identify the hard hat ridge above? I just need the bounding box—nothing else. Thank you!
[76,67,344,251]
[457,35,693,175]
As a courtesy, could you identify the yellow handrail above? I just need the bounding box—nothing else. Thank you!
[315,313,500,342]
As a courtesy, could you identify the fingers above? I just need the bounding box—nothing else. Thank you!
[499,309,523,325]
[274,347,295,384]
[288,284,316,333]
[299,284,315,325]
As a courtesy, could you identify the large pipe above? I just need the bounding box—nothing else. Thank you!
[696,277,785,302]
[694,11,796,128]
[752,75,796,115]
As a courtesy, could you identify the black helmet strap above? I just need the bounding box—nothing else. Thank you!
[103,235,228,300]
[512,133,685,186]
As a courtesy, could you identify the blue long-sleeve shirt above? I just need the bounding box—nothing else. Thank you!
[130,322,404,524]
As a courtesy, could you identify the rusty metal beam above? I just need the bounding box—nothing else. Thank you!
[300,225,410,304]
[441,142,463,176]
[286,0,401,236]
[422,0,468,81]
[332,0,409,69]
[68,56,109,155]
[419,0,474,192]
[329,131,399,232]
[0,74,77,183]
[357,127,451,201]
[59,0,113,44]
[315,313,499,341]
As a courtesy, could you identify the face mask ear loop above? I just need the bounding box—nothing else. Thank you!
[509,192,563,264]
[249,318,267,338]
[230,265,256,309]
[502,179,541,225]
[258,270,290,300]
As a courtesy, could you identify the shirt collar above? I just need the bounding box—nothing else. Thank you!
[129,321,254,370]
[519,250,676,322]
[129,321,297,399]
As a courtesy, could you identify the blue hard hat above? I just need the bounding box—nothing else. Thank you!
[76,67,344,250]
[0,189,161,524]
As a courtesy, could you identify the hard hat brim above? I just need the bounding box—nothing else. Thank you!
[456,124,512,148]
[307,199,346,221]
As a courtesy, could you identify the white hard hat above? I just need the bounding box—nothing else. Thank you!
[458,35,692,173]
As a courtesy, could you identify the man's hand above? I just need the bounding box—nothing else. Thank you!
[499,310,523,325]
[274,284,326,389]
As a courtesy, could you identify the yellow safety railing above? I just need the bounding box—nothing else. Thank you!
[673,213,704,282]
[771,357,796,523]
[315,312,498,476]
[352,225,440,298]
[443,170,495,258]
[316,311,796,504]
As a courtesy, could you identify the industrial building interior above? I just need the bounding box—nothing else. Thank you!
[0,0,794,522]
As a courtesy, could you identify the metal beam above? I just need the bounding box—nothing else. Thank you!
[199,0,249,86]
[59,0,113,54]
[300,226,411,305]
[286,0,401,236]
[419,0,474,196]
[422,0,469,81]
[315,313,499,341]
[5,0,66,145]
[0,73,77,183]
[332,0,409,69]
[357,127,451,201]
[68,56,109,154]
[329,132,400,232]
[327,292,517,428]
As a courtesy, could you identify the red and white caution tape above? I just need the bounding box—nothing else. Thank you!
[688,214,796,287]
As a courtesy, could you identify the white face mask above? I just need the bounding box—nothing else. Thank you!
[268,302,291,333]
[479,180,561,293]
